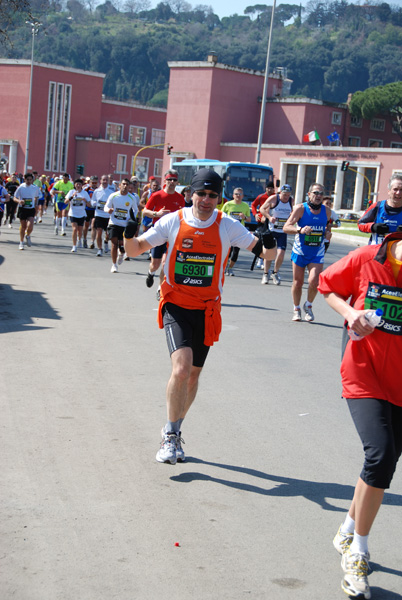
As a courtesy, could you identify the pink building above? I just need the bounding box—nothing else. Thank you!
[0,59,166,184]
[165,58,402,211]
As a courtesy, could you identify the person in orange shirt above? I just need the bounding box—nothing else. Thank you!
[124,168,276,465]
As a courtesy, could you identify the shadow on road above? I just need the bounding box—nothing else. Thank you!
[171,458,402,513]
[0,283,60,333]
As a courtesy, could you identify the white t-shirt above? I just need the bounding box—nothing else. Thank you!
[93,186,114,218]
[14,183,39,208]
[105,192,139,227]
[66,189,91,218]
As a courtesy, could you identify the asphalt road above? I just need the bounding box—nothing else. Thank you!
[1,217,401,600]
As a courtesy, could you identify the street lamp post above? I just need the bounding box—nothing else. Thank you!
[24,20,41,173]
[255,0,276,165]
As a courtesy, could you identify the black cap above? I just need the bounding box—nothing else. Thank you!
[191,168,222,195]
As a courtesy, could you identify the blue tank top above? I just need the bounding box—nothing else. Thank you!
[292,203,327,260]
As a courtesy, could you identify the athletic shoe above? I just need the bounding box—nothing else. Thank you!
[55,226,58,235]
[104,242,109,254]
[96,249,103,257]
[272,272,281,285]
[124,253,130,261]
[146,272,154,288]
[117,252,124,265]
[303,301,315,322]
[156,431,178,465]
[77,239,83,248]
[261,273,269,285]
[156,287,161,301]
[256,257,263,269]
[89,242,95,249]
[341,551,371,599]
[38,217,42,223]
[226,269,235,276]
[19,242,24,250]
[25,235,32,247]
[61,230,66,236]
[71,246,77,253]
[34,217,37,224]
[292,308,302,321]
[8,223,12,228]
[333,526,353,555]
[161,426,185,462]
[111,264,118,273]
[83,239,88,248]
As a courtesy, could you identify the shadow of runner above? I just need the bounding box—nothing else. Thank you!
[0,284,60,333]
[171,458,402,512]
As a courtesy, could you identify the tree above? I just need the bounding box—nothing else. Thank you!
[124,0,150,13]
[1,0,33,43]
[349,82,402,141]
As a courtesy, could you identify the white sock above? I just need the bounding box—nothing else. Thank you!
[62,217,67,229]
[57,218,62,228]
[340,514,355,535]
[350,532,369,555]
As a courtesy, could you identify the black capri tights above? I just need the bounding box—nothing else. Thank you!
[347,397,402,489]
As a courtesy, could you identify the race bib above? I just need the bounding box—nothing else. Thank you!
[274,218,287,231]
[23,198,33,208]
[72,198,84,206]
[114,208,128,221]
[304,230,323,246]
[230,211,243,221]
[174,251,216,287]
[365,281,402,336]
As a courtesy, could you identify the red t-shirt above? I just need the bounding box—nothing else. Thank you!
[145,190,185,224]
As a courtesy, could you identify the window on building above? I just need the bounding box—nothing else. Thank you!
[332,111,342,125]
[368,139,383,148]
[341,170,356,210]
[284,164,297,193]
[391,142,402,148]
[44,81,72,173]
[370,118,385,132]
[350,115,362,128]
[154,159,163,178]
[129,126,146,145]
[132,156,149,182]
[116,154,127,174]
[303,165,318,200]
[348,136,361,147]
[324,166,337,198]
[151,129,166,146]
[106,122,124,142]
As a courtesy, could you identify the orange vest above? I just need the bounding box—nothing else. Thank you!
[157,210,227,346]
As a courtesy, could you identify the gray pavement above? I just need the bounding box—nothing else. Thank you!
[1,216,401,600]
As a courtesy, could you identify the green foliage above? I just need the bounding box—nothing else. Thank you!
[1,0,402,107]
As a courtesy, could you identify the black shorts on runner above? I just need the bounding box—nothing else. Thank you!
[151,242,168,259]
[17,207,36,220]
[85,209,95,223]
[95,216,109,231]
[107,224,125,241]
[70,216,85,226]
[162,302,210,368]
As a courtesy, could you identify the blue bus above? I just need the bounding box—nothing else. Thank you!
[172,159,274,229]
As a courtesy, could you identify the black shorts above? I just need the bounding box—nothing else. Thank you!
[162,302,210,368]
[95,216,109,231]
[85,209,95,222]
[229,246,240,263]
[151,242,168,259]
[70,216,85,226]
[107,224,125,241]
[17,207,35,220]
[347,397,402,489]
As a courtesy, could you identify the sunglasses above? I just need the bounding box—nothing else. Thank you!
[166,178,177,182]
[195,191,219,199]
[311,191,324,195]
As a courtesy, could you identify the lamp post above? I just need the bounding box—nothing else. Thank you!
[24,20,41,173]
[255,0,276,164]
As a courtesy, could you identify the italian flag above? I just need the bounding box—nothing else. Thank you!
[303,130,320,143]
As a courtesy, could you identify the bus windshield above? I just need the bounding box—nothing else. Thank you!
[224,165,273,202]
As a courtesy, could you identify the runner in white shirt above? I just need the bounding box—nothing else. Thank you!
[65,179,92,253]
[93,174,114,257]
[104,178,139,273]
[14,173,39,250]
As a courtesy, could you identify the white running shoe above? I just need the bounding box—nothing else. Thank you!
[19,242,24,250]
[77,239,83,248]
[61,230,66,236]
[292,308,301,321]
[8,223,12,228]
[38,217,42,223]
[333,526,353,555]
[71,246,77,253]
[117,252,124,265]
[261,273,269,285]
[271,272,281,285]
[96,249,103,257]
[25,235,32,247]
[156,431,179,465]
[341,550,371,599]
[161,427,185,462]
[111,264,118,273]
[303,301,315,322]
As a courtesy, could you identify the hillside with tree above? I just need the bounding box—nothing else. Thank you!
[2,0,402,108]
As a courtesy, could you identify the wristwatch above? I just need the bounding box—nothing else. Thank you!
[297,226,302,233]
[153,211,157,218]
